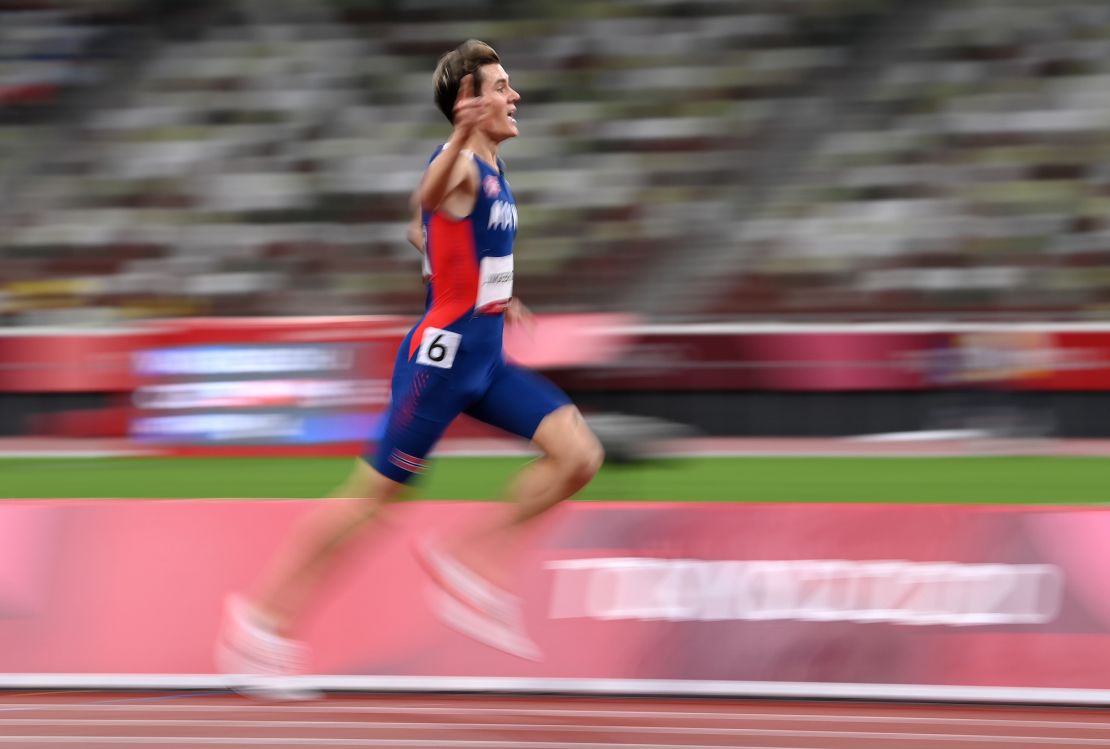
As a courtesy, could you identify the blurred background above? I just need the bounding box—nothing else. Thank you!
[3,0,1110,453]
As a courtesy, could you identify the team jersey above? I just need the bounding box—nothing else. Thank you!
[368,145,570,484]
[407,145,517,367]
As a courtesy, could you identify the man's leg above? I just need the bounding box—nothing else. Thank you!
[248,356,463,635]
[465,364,604,524]
[248,460,407,637]
[452,404,603,587]
[402,363,601,658]
[216,461,408,688]
[222,407,450,677]
[449,364,604,590]
[508,403,604,523]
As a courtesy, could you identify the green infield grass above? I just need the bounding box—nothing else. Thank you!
[1,455,1107,504]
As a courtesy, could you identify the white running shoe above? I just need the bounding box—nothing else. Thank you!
[415,537,542,661]
[215,594,320,700]
[429,586,542,661]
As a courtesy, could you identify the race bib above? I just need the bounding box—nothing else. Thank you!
[416,327,461,369]
[475,254,513,314]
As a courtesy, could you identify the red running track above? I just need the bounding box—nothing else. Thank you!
[0,692,1109,748]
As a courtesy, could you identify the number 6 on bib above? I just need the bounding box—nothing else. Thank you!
[416,327,461,369]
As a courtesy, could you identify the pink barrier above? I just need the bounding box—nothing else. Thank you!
[2,500,1109,695]
[10,321,1110,396]
[0,315,633,394]
[0,315,635,452]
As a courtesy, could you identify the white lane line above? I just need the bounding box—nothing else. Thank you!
[0,704,1107,732]
[0,725,1105,744]
[5,675,1110,706]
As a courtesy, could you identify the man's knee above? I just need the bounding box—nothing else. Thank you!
[563,430,604,489]
[534,405,605,488]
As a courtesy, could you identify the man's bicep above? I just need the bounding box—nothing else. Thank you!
[445,156,477,196]
[419,152,475,213]
[437,158,479,216]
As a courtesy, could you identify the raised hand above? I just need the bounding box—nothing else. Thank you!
[452,74,487,141]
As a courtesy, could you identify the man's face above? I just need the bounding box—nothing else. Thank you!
[476,63,520,141]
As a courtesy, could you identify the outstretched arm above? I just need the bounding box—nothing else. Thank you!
[419,74,484,214]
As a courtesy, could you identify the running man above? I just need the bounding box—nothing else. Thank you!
[218,39,604,682]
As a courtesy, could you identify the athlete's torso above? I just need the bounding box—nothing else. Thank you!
[409,146,516,364]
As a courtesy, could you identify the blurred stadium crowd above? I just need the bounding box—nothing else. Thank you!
[1,0,1108,325]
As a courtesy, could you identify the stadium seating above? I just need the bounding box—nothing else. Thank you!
[0,0,892,323]
[24,0,1106,322]
[708,0,1110,318]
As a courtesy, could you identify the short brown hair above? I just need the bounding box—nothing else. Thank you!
[433,39,500,123]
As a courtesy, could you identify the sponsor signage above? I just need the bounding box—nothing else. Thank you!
[2,501,1110,696]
